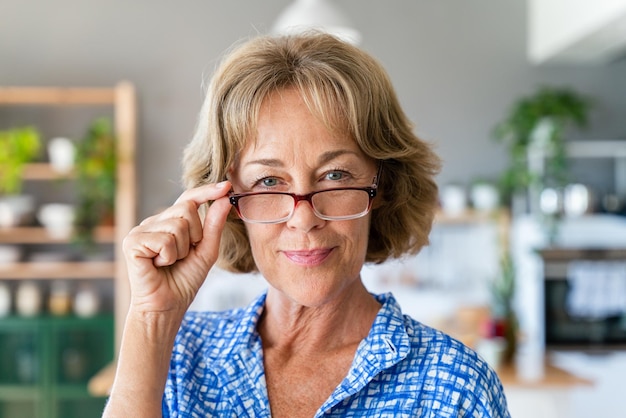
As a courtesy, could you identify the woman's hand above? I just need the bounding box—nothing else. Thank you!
[122,181,232,314]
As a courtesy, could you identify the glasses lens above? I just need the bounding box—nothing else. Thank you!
[236,193,293,223]
[312,189,371,220]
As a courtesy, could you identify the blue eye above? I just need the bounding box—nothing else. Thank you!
[261,178,278,187]
[326,171,344,181]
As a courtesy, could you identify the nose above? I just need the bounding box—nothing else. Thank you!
[286,199,325,231]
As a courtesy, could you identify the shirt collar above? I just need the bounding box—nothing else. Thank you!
[220,291,410,361]
[208,291,412,416]
[319,292,411,412]
[210,291,411,383]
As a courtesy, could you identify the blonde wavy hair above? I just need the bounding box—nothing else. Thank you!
[182,31,441,273]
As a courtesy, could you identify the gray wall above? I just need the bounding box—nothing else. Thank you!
[2,0,625,219]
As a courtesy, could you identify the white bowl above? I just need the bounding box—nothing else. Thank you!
[0,195,35,228]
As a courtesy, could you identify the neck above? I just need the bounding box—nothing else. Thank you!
[258,279,381,355]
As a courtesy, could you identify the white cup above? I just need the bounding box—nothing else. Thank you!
[440,184,467,216]
[471,183,499,212]
[47,137,75,173]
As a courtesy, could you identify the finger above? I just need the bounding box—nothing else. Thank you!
[158,217,191,261]
[174,180,231,206]
[152,232,180,267]
[152,200,204,245]
[172,181,231,244]
[194,196,232,265]
[133,212,195,256]
[124,230,179,269]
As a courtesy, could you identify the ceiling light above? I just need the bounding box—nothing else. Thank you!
[271,0,361,45]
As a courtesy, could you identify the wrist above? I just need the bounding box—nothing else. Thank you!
[125,307,186,338]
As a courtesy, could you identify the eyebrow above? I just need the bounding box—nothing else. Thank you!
[243,149,360,168]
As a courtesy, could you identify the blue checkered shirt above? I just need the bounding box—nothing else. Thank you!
[163,292,510,417]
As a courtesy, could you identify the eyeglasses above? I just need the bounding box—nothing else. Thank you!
[229,168,380,224]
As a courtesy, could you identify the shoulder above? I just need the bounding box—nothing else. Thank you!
[376,293,497,382]
[406,317,509,415]
[403,313,493,381]
[375,293,509,416]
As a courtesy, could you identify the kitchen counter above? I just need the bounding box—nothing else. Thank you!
[497,358,593,388]
[501,354,595,418]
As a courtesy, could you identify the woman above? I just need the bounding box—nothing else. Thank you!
[104,32,510,417]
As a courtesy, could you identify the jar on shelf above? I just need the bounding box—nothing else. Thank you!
[49,281,72,316]
[73,283,100,317]
[15,281,42,317]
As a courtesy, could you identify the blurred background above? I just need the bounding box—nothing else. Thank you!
[2,0,624,215]
[1,1,626,417]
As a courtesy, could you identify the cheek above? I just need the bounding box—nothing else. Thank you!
[336,217,371,258]
[245,224,276,261]
[351,222,371,256]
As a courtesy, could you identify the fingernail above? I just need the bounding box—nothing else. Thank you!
[216,180,229,189]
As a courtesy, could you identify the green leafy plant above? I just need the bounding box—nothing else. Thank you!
[73,118,117,250]
[493,86,591,204]
[0,126,42,194]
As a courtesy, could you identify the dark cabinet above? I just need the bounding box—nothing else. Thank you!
[0,315,113,418]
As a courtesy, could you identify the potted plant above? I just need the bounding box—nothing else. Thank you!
[493,86,592,211]
[0,126,41,227]
[73,118,117,251]
[488,251,518,365]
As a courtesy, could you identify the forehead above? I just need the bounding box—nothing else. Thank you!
[237,88,365,167]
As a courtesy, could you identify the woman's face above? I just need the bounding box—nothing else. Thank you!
[229,87,378,308]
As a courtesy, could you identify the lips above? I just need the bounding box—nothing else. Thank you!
[282,248,333,266]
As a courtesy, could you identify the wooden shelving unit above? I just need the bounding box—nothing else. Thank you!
[0,83,136,415]
[0,82,136,338]
[0,226,114,245]
[0,262,115,280]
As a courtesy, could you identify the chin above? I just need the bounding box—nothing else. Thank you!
[266,268,362,308]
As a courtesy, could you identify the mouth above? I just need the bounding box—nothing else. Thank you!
[282,248,333,266]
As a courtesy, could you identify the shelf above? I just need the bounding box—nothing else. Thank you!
[0,262,114,280]
[527,139,626,205]
[0,226,114,244]
[539,247,626,261]
[435,209,506,225]
[497,358,593,388]
[22,163,74,180]
[0,87,116,106]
